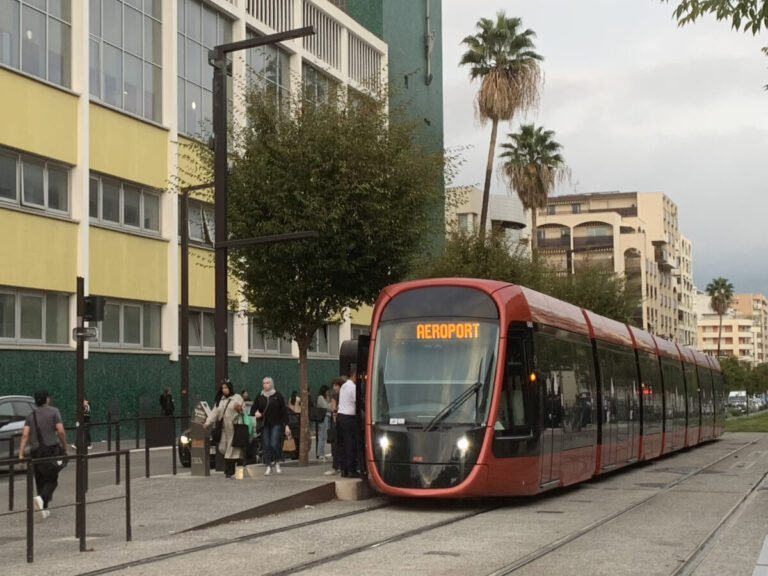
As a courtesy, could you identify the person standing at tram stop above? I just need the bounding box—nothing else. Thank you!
[250,377,291,476]
[159,386,175,416]
[204,379,243,479]
[337,373,359,478]
[18,391,69,518]
[324,377,344,476]
[316,385,332,461]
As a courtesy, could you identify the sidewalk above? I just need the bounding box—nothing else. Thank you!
[0,457,374,576]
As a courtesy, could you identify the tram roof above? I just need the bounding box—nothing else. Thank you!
[653,335,681,360]
[582,310,634,347]
[627,326,658,354]
[505,285,590,337]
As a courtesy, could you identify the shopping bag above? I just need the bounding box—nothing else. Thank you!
[242,413,254,437]
[231,416,250,449]
[282,436,296,453]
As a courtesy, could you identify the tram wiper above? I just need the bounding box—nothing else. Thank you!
[423,381,482,432]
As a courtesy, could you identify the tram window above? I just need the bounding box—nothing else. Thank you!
[496,334,532,435]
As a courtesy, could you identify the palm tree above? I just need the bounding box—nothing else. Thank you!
[499,124,569,254]
[459,12,543,238]
[706,277,734,356]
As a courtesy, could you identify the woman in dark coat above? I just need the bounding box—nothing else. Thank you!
[250,377,290,475]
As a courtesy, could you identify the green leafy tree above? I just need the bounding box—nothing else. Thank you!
[705,277,735,356]
[226,88,443,465]
[459,12,543,238]
[417,232,639,324]
[663,0,768,33]
[499,124,569,255]
[720,356,749,392]
[750,363,768,395]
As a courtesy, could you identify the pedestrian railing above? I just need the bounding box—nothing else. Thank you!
[0,450,132,563]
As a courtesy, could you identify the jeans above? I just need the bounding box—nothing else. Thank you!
[316,415,329,458]
[263,424,283,467]
[336,414,358,475]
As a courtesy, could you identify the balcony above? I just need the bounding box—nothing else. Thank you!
[538,237,570,249]
[573,236,614,249]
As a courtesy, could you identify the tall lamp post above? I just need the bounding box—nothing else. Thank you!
[209,27,314,392]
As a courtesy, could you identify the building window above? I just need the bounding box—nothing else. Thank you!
[90,174,161,234]
[0,287,69,345]
[302,62,337,104]
[309,324,340,356]
[249,322,293,355]
[93,298,161,349]
[0,0,71,87]
[177,0,232,138]
[457,213,475,233]
[89,0,162,121]
[351,324,369,340]
[0,148,69,214]
[181,198,215,245]
[572,204,581,214]
[547,205,555,215]
[185,309,234,352]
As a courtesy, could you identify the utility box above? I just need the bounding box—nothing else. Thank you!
[190,401,212,477]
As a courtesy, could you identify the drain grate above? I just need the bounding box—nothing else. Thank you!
[536,510,564,514]
[634,482,668,488]
[424,551,461,557]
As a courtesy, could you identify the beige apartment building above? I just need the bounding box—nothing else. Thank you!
[445,186,527,246]
[696,293,768,366]
[535,191,692,338]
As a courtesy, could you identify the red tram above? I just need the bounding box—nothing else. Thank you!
[360,278,725,498]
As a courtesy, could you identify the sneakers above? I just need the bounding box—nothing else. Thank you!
[324,469,339,476]
[33,496,50,518]
[275,463,282,474]
[264,466,272,476]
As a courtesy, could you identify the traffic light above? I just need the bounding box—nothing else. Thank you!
[83,295,105,322]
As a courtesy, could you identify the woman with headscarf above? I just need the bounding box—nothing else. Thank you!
[204,379,243,478]
[250,377,290,475]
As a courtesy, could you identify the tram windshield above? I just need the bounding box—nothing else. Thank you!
[371,318,500,427]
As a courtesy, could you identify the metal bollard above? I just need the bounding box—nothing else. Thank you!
[125,451,132,542]
[26,461,34,563]
[115,420,121,485]
[107,412,112,451]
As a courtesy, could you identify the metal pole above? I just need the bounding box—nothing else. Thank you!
[8,437,14,511]
[125,451,132,542]
[26,462,33,563]
[209,27,314,396]
[180,188,190,430]
[76,276,86,546]
[211,45,229,395]
[115,420,121,485]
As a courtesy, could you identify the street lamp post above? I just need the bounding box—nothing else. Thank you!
[209,27,314,392]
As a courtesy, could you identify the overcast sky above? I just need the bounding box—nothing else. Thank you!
[442,0,768,296]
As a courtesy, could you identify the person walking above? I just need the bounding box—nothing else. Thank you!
[336,374,359,478]
[316,385,331,461]
[250,377,290,476]
[159,386,175,416]
[83,396,92,449]
[18,390,68,518]
[324,378,343,476]
[204,379,243,478]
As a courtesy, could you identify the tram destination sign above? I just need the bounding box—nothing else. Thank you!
[416,322,480,340]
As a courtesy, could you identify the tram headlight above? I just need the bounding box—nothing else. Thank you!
[379,435,390,453]
[456,436,470,454]
[180,434,191,445]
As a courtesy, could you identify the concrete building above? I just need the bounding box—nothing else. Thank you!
[535,191,691,338]
[445,185,527,247]
[676,234,697,347]
[696,292,768,366]
[0,0,440,421]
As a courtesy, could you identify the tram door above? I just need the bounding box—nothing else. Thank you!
[540,373,563,486]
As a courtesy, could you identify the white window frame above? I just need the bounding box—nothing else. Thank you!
[93,298,163,350]
[0,287,70,345]
[308,323,340,357]
[0,148,70,215]
[90,174,161,235]
[249,321,293,355]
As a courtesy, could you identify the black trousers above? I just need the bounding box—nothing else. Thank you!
[34,464,59,507]
[224,457,236,477]
[336,414,358,475]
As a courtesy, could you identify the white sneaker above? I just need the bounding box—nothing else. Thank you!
[33,495,43,512]
[264,466,272,476]
[41,509,50,519]
[275,463,282,474]
[324,469,338,476]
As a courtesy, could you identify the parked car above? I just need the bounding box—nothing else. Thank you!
[0,395,36,471]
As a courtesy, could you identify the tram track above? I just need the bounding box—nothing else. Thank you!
[485,439,761,576]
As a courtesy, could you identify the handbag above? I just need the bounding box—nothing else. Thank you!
[310,406,327,423]
[282,436,296,453]
[210,398,232,443]
[231,415,250,449]
[242,413,254,437]
[32,411,64,475]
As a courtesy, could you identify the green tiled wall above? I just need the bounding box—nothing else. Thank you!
[0,350,338,441]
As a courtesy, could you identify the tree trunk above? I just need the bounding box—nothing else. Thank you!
[297,341,310,466]
[479,118,499,239]
[530,204,539,255]
[717,314,723,356]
